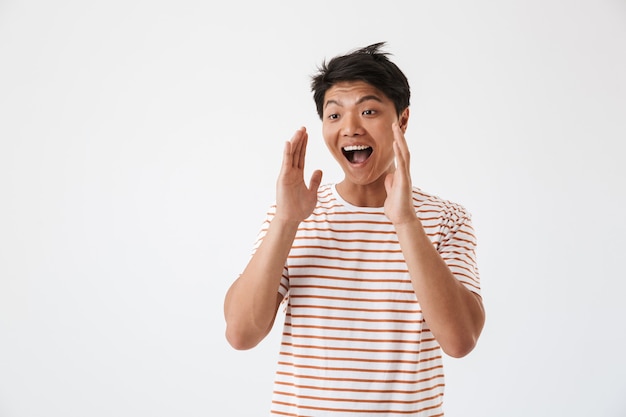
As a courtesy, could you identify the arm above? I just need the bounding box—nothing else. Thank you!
[384,123,485,358]
[223,127,323,350]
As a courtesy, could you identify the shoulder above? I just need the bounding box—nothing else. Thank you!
[317,183,334,200]
[412,186,471,223]
[315,183,342,212]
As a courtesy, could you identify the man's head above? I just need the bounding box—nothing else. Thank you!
[310,42,410,119]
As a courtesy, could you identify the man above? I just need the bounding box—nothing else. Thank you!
[224,42,485,416]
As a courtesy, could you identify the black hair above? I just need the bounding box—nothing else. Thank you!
[310,42,410,119]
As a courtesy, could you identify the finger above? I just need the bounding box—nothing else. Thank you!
[281,140,294,174]
[290,127,307,169]
[392,122,409,158]
[392,121,408,145]
[308,169,323,192]
[392,123,410,172]
[297,130,308,170]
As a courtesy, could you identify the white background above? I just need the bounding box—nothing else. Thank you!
[1,1,625,416]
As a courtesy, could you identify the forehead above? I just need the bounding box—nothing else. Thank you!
[324,80,389,104]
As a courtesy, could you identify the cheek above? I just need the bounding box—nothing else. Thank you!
[375,139,396,165]
[321,123,332,139]
[322,126,337,149]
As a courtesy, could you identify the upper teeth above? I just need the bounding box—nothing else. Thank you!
[343,145,370,151]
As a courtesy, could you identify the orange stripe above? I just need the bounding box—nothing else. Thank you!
[274,370,443,386]
[276,361,443,375]
[286,303,421,314]
[281,333,436,345]
[283,342,439,355]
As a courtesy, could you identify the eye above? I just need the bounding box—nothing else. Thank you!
[327,113,339,120]
[362,109,376,116]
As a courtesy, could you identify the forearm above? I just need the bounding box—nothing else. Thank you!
[395,218,485,358]
[224,217,300,350]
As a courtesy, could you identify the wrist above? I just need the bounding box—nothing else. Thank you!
[270,215,302,232]
[392,214,422,230]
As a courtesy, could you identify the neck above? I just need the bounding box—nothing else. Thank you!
[336,179,387,208]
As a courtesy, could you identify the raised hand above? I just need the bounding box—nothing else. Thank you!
[384,123,418,225]
[275,127,323,223]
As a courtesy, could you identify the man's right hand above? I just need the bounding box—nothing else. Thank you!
[274,127,323,223]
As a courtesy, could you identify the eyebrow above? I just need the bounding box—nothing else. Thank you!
[324,94,384,109]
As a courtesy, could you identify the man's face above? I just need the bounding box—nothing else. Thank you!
[322,80,408,188]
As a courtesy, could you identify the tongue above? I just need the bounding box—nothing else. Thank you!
[352,149,370,163]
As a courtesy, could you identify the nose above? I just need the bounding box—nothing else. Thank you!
[340,112,364,137]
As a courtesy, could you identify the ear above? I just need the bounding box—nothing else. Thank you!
[398,108,410,132]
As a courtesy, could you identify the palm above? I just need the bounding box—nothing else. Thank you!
[384,123,416,225]
[275,127,322,222]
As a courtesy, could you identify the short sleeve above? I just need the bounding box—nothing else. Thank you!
[437,206,481,295]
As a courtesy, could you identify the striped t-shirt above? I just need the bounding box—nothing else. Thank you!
[252,184,480,416]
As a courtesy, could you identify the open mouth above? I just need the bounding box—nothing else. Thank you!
[342,145,373,164]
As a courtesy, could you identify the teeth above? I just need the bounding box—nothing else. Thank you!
[343,145,371,151]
